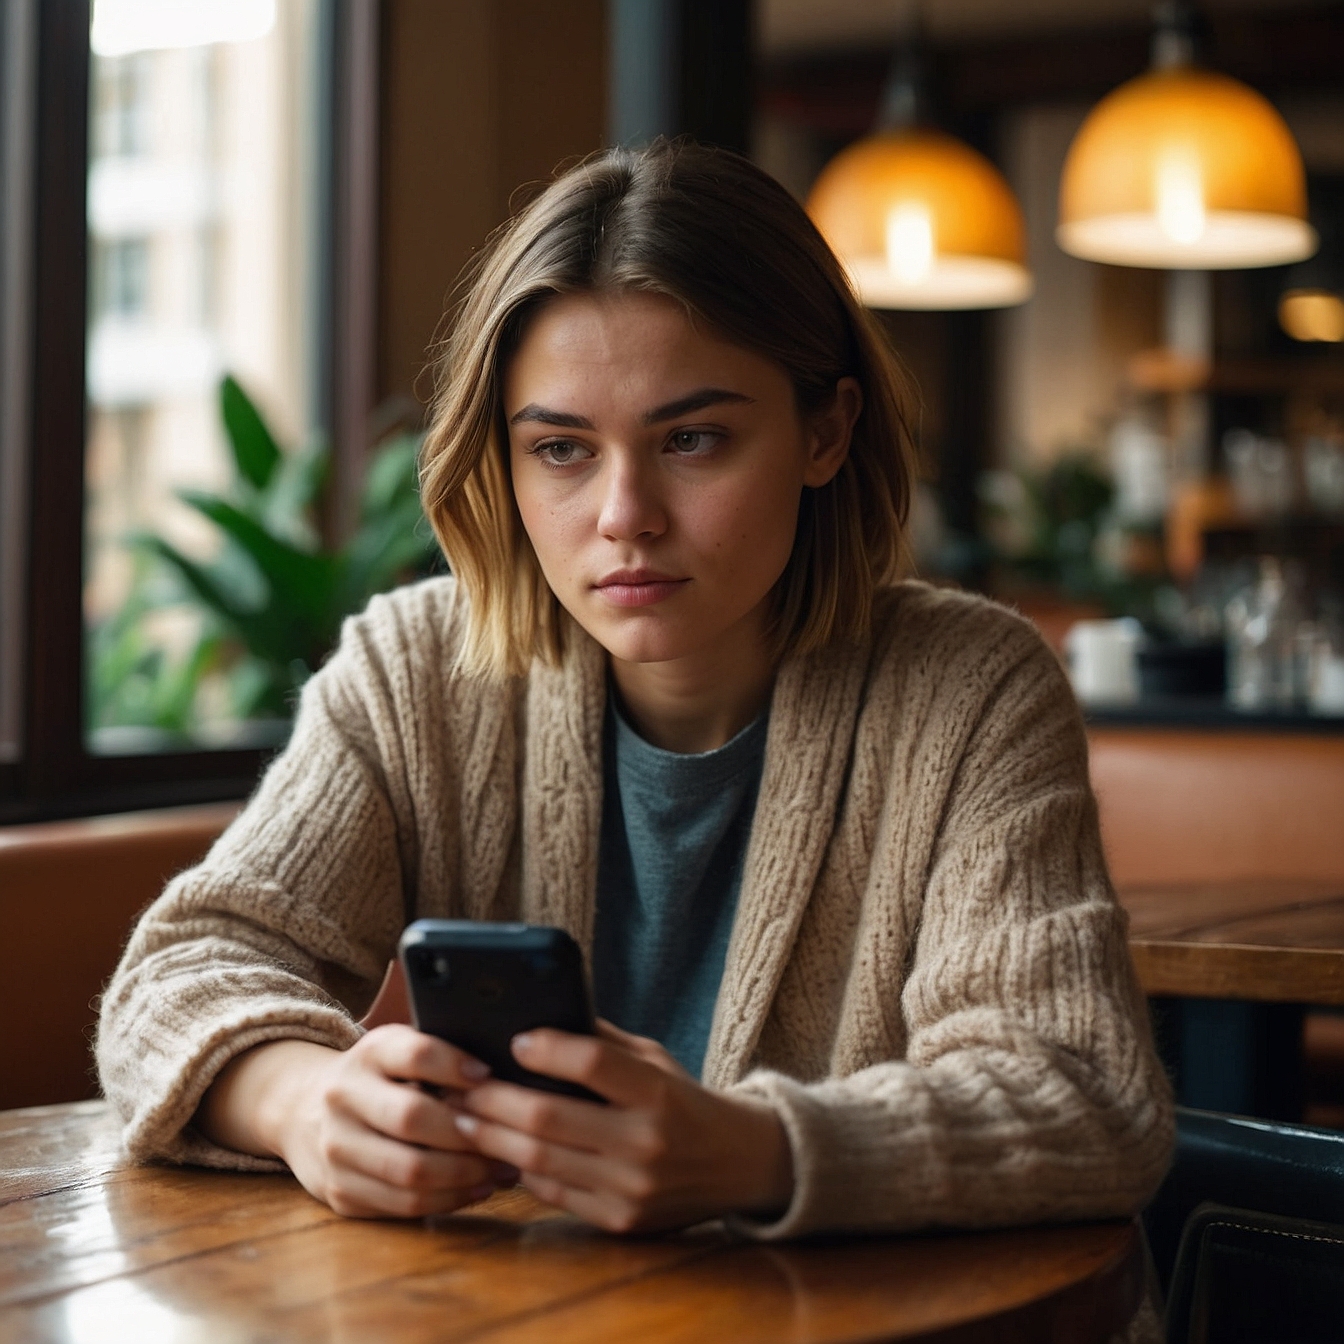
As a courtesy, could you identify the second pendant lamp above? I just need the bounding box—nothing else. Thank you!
[1056,1,1316,270]
[806,43,1031,311]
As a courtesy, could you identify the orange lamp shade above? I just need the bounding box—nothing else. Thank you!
[807,129,1032,310]
[1058,68,1317,269]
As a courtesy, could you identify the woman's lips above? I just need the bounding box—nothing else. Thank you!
[592,574,690,608]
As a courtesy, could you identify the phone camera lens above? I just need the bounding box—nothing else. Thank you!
[432,954,451,980]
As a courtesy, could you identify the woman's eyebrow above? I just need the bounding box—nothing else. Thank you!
[508,388,755,430]
[643,388,754,424]
[508,405,595,429]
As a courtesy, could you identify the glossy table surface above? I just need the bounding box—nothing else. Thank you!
[0,1102,1142,1344]
[1120,879,1344,1005]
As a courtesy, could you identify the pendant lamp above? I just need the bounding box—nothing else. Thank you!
[806,43,1031,310]
[1057,2,1317,270]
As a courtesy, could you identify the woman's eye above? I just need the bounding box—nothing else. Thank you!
[668,430,719,455]
[532,440,591,466]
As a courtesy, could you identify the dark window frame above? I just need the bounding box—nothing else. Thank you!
[1,0,380,824]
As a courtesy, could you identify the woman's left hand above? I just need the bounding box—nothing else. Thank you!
[453,1020,793,1233]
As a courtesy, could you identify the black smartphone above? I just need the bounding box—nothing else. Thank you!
[398,920,602,1102]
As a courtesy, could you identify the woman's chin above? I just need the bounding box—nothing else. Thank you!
[579,612,708,668]
[600,634,700,668]
[567,590,775,671]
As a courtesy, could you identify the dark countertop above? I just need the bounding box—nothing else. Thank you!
[1085,699,1344,732]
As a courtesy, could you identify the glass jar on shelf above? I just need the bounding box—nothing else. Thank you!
[1309,598,1344,714]
[1224,557,1311,711]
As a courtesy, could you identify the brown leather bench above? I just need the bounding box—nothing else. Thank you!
[1088,729,1344,889]
[0,804,239,1110]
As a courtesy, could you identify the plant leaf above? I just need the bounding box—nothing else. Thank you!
[149,630,223,731]
[342,500,438,606]
[263,433,329,546]
[177,492,343,655]
[138,534,254,625]
[147,515,317,675]
[221,375,282,491]
[362,433,421,519]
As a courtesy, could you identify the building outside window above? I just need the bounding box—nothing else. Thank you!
[94,236,151,317]
[83,0,328,754]
[94,49,152,158]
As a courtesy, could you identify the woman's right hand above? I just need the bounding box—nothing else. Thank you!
[198,1026,516,1218]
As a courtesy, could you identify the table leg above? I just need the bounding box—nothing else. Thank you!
[1148,997,1305,1121]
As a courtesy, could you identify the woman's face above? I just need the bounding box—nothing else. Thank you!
[505,290,857,669]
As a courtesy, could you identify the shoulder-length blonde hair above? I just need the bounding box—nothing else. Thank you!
[420,138,917,679]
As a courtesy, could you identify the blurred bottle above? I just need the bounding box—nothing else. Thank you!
[1309,597,1344,714]
[1099,412,1169,582]
[1224,429,1295,519]
[1225,557,1309,710]
[1185,558,1247,642]
[1304,433,1344,516]
[1110,413,1169,526]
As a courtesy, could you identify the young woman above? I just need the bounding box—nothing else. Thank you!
[97,140,1172,1246]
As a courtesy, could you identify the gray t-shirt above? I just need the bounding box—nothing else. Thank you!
[592,699,768,1079]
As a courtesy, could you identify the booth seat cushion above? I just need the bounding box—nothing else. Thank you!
[1088,729,1344,889]
[0,803,239,1109]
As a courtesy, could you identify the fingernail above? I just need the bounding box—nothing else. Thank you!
[512,1032,535,1054]
[455,1113,479,1136]
[468,1183,494,1202]
[460,1058,490,1082]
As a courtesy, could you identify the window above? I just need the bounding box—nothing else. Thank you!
[84,3,329,755]
[1,0,378,822]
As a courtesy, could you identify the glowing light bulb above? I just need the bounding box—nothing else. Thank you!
[1155,148,1206,245]
[885,203,934,286]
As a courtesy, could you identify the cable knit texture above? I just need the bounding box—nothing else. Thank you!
[95,576,1174,1239]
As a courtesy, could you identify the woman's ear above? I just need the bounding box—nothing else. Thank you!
[803,376,863,488]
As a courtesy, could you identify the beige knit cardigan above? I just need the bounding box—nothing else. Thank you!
[96,577,1174,1240]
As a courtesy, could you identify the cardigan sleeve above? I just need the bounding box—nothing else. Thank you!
[727,623,1174,1239]
[94,593,440,1171]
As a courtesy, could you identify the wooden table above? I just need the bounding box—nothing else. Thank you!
[1120,879,1344,1005]
[0,1103,1142,1343]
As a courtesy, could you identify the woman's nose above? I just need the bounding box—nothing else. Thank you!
[597,457,667,541]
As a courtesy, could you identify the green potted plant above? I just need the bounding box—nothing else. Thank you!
[90,376,441,748]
